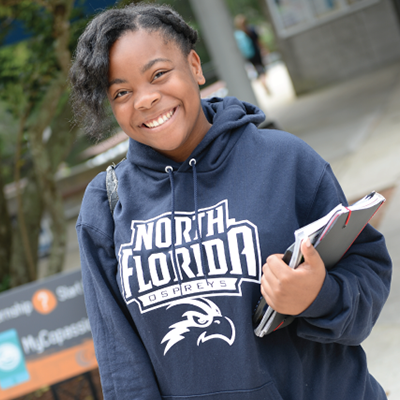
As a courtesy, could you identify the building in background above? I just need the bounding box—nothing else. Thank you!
[265,0,400,94]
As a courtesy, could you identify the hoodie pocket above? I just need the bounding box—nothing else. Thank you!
[161,380,284,400]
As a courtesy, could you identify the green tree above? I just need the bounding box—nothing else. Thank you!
[0,0,88,288]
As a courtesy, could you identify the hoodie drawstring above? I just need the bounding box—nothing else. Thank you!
[189,159,208,283]
[165,160,208,292]
[165,166,182,290]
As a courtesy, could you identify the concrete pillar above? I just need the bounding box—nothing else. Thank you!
[189,0,259,106]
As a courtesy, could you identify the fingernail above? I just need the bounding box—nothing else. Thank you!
[305,237,311,248]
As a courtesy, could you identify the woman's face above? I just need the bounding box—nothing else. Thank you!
[107,29,211,162]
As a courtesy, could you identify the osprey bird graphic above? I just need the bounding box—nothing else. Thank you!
[161,298,236,355]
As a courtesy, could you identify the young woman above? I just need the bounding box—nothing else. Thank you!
[70,3,391,400]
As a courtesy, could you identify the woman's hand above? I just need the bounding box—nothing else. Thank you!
[260,238,326,315]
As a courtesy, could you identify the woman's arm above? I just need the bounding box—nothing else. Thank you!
[77,222,162,400]
[261,162,392,345]
[296,223,391,345]
[295,166,392,345]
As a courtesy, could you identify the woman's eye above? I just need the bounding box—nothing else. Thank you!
[154,70,167,80]
[115,90,128,99]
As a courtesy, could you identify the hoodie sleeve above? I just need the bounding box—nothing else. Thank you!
[295,167,392,346]
[76,178,162,400]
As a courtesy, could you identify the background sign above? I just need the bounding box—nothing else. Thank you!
[0,269,97,400]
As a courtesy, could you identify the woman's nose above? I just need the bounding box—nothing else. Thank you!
[133,87,160,110]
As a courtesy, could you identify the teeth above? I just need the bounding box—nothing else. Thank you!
[145,109,174,128]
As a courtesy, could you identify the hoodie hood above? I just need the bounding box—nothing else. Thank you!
[126,96,265,173]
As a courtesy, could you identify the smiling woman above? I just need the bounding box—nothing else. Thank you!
[69,3,392,400]
[106,29,211,161]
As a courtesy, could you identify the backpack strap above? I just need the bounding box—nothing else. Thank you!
[106,163,119,215]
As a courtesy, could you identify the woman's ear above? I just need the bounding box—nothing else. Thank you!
[188,50,206,86]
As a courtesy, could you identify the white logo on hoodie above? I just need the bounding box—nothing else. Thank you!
[161,298,235,355]
[118,199,261,313]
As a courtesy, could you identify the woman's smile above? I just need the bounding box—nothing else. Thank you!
[142,107,177,129]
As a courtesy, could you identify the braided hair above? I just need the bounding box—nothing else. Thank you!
[69,2,199,139]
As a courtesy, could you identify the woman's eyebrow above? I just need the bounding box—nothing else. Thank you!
[108,78,127,88]
[141,58,171,73]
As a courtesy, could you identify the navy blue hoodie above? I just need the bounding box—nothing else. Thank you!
[76,97,392,400]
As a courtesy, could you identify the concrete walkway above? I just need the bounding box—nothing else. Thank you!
[255,60,400,399]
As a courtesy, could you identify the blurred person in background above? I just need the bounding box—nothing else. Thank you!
[234,14,271,95]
